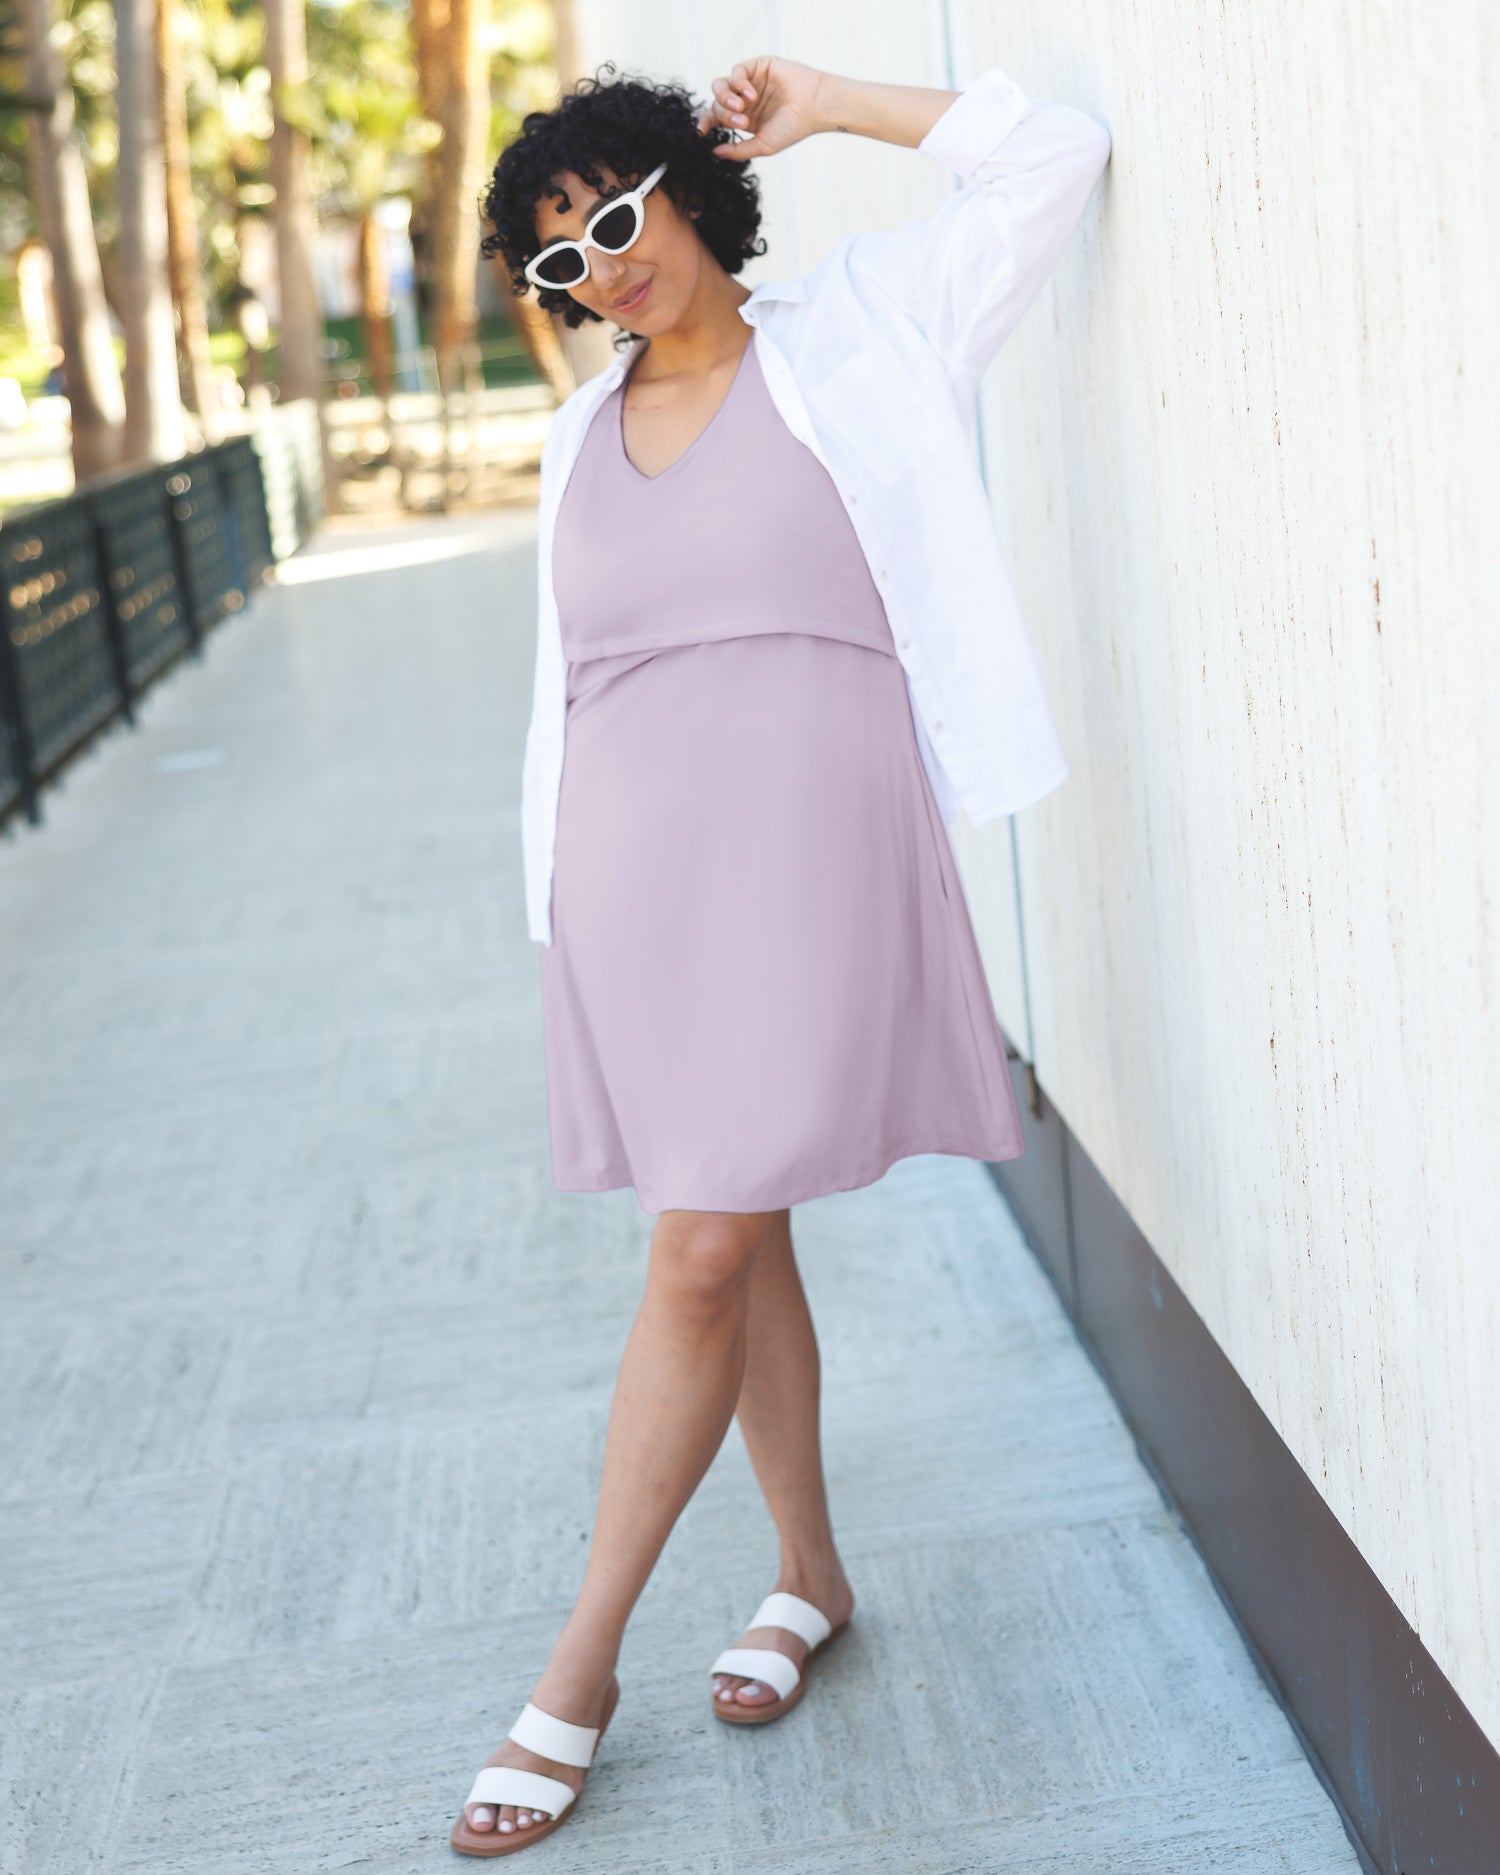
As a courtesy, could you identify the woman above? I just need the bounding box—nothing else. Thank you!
[452,51,1110,1856]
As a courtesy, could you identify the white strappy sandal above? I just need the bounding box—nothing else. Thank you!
[449,1676,620,1858]
[710,1590,850,1725]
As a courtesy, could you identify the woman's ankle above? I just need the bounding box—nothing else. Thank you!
[541,1622,622,1696]
[776,1547,853,1609]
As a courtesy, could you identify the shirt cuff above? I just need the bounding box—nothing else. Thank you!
[916,64,1034,177]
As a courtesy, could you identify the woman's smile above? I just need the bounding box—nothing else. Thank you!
[613,277,652,313]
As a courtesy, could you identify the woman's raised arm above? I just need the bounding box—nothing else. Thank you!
[700,57,1112,410]
[697,58,958,156]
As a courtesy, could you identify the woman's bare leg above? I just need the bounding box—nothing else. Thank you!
[463,1205,777,1839]
[712,1208,855,1710]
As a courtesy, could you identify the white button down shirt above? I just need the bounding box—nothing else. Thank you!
[522,61,1111,943]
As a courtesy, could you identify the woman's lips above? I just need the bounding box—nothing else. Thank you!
[614,278,650,313]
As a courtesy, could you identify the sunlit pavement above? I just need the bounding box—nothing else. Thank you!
[0,512,1361,1873]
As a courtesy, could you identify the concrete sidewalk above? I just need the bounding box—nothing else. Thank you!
[0,514,1361,1873]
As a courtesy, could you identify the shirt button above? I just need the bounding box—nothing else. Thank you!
[898,636,910,649]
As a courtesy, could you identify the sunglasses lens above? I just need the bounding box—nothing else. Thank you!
[590,199,639,252]
[532,245,587,287]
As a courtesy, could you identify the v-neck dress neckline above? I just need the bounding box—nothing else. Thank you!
[553,332,901,668]
[616,337,754,483]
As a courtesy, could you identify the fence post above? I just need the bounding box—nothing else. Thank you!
[163,460,206,652]
[87,487,140,728]
[0,576,41,826]
[209,442,250,600]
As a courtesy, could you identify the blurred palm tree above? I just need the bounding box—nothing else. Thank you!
[116,0,185,461]
[264,0,320,403]
[172,0,273,317]
[482,0,571,398]
[10,0,126,476]
[417,0,487,396]
[158,0,220,436]
[303,0,437,394]
[0,0,564,438]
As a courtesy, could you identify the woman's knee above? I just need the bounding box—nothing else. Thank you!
[649,1210,772,1316]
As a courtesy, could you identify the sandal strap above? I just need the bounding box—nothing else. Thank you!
[709,1645,802,1699]
[506,1700,600,1767]
[747,1591,833,1651]
[465,1765,576,1816]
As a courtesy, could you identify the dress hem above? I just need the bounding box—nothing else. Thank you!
[550,1128,1027,1218]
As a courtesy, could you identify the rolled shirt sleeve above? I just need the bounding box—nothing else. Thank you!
[846,64,1112,410]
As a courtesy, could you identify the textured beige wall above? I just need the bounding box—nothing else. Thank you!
[565,0,1500,1747]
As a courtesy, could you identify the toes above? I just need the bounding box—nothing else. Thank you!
[497,1804,516,1835]
[468,1804,495,1831]
[714,1672,776,1706]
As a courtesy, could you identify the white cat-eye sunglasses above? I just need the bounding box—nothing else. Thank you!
[524,161,669,290]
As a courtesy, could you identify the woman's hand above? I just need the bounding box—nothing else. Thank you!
[695,57,828,161]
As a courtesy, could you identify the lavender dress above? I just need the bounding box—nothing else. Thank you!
[540,337,1024,1215]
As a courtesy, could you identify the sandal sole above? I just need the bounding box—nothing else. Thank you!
[450,1810,569,1859]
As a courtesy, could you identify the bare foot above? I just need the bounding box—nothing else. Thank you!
[463,1663,618,1839]
[712,1570,855,1709]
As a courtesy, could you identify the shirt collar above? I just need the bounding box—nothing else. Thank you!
[739,277,807,323]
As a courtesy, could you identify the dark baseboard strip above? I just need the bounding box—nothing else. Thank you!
[986,1049,1500,1875]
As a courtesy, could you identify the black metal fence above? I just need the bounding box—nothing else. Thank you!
[0,409,322,829]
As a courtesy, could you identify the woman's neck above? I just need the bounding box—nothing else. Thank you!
[629,265,752,383]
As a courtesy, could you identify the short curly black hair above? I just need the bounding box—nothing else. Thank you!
[480,65,766,340]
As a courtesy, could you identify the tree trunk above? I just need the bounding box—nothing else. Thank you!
[264,0,323,404]
[356,212,393,398]
[532,0,607,390]
[156,0,221,441]
[410,0,448,125]
[115,0,185,464]
[19,0,125,481]
[428,0,488,397]
[550,0,580,100]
